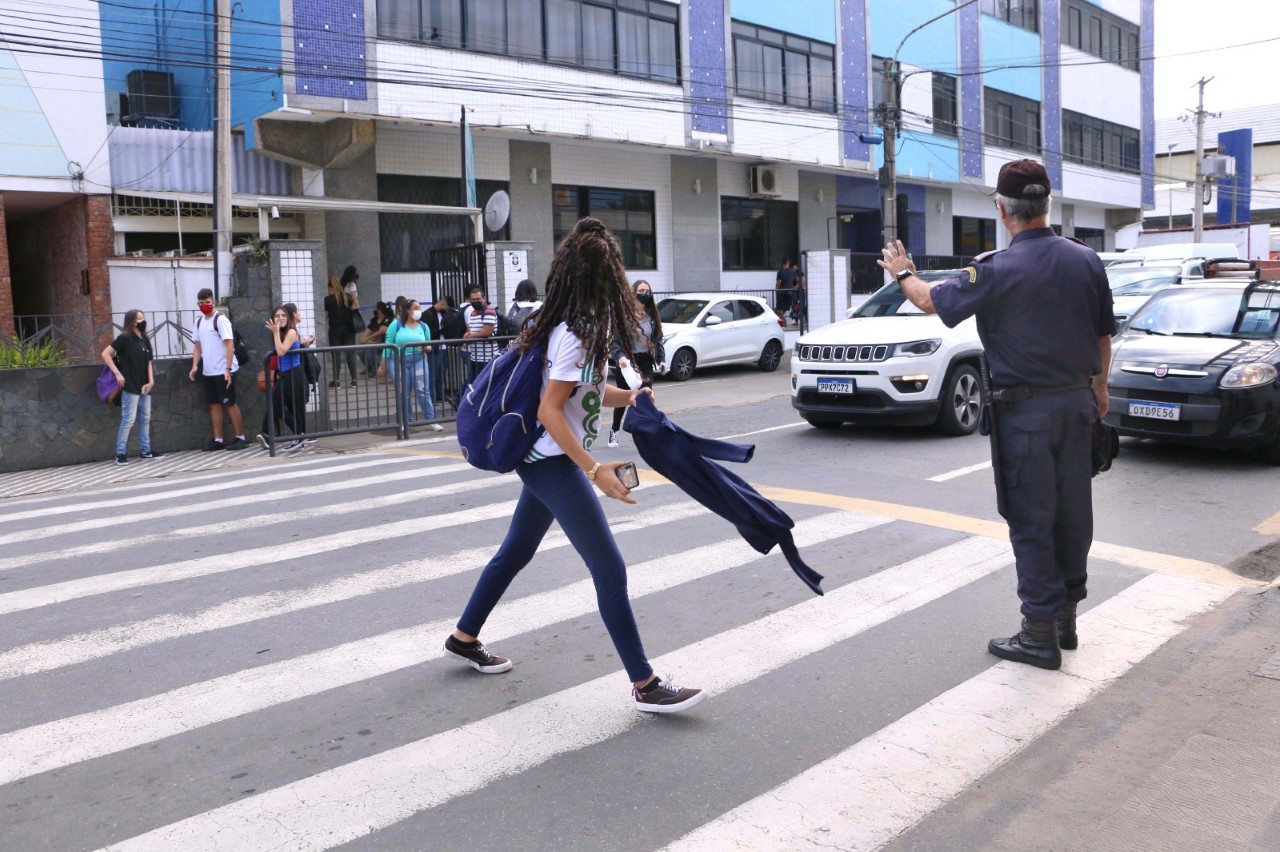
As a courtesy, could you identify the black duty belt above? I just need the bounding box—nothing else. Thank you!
[989,380,1091,404]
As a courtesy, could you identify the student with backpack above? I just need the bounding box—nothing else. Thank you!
[461,285,499,398]
[445,216,706,714]
[189,288,248,451]
[507,279,542,331]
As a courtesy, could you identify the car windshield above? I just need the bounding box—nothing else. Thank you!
[1107,268,1180,297]
[853,271,961,318]
[659,298,708,324]
[1127,287,1279,339]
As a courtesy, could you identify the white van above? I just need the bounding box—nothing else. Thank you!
[1120,243,1240,264]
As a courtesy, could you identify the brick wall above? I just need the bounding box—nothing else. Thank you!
[0,194,11,337]
[84,194,115,350]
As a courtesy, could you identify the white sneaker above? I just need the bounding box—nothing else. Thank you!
[283,439,304,452]
[607,429,619,449]
[430,423,444,432]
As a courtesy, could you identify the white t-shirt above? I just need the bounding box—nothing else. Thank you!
[196,312,238,375]
[525,322,604,462]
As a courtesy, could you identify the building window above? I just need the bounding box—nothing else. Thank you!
[1061,0,1140,71]
[732,22,836,113]
[377,0,680,83]
[980,0,1039,33]
[953,216,996,257]
[984,88,1040,154]
[1062,110,1139,173]
[378,175,510,272]
[932,72,957,137]
[721,197,798,271]
[553,186,656,268]
[1074,226,1105,251]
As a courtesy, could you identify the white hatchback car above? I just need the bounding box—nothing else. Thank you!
[657,293,786,381]
[791,271,985,434]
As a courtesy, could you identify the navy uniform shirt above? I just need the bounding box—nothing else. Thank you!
[931,227,1115,388]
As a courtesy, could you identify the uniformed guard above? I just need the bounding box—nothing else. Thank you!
[877,158,1115,670]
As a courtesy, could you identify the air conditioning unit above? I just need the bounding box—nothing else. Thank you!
[749,165,782,198]
[126,70,178,120]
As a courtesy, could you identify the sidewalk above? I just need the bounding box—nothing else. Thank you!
[891,584,1280,851]
[0,428,440,500]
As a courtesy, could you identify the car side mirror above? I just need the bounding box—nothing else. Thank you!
[703,315,723,326]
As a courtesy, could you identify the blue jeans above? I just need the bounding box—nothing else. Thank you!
[429,348,448,403]
[457,454,653,683]
[117,391,152,456]
[403,355,435,422]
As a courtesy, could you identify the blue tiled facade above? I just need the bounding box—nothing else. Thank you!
[958,3,984,179]
[293,0,368,101]
[1140,0,1155,207]
[840,0,871,162]
[689,0,730,137]
[1041,0,1062,189]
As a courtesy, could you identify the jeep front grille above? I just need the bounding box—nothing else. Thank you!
[797,343,890,364]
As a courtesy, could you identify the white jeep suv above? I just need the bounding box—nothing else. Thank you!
[790,270,984,434]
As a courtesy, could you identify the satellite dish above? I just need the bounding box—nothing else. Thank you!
[484,190,511,232]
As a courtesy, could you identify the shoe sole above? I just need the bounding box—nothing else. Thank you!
[986,642,1062,670]
[635,689,708,714]
[445,648,513,674]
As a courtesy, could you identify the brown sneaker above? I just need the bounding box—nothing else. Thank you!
[444,635,512,673]
[633,675,707,714]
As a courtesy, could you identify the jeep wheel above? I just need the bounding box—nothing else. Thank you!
[805,417,842,429]
[758,339,783,372]
[669,348,697,382]
[936,364,982,436]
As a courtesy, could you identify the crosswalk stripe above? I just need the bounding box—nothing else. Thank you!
[0,463,478,571]
[664,572,1233,851]
[0,500,711,680]
[0,512,882,785]
[0,491,522,617]
[0,455,408,523]
[103,533,1008,851]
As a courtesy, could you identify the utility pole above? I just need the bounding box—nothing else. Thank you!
[879,57,899,248]
[213,0,233,301]
[1191,76,1212,243]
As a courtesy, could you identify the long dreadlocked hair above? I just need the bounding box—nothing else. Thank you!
[518,217,638,372]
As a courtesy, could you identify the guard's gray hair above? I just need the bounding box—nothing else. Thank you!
[995,191,1051,223]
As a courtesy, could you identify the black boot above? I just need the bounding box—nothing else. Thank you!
[988,618,1061,670]
[1058,602,1078,651]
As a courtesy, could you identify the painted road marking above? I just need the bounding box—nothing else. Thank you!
[103,536,1009,851]
[716,422,807,441]
[665,572,1232,851]
[928,459,992,482]
[1254,510,1280,535]
[0,512,885,785]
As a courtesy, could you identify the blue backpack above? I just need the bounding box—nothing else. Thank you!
[456,343,547,472]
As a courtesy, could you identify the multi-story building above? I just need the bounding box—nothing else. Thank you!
[3,0,1155,325]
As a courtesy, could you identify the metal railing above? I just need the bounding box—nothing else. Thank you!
[5,311,203,365]
[261,334,519,455]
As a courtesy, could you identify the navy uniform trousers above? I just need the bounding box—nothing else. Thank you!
[994,387,1097,620]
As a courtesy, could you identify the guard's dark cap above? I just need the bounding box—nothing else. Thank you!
[995,159,1051,199]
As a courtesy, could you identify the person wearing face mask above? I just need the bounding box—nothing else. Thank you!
[189,288,248,451]
[606,279,665,448]
[102,309,161,465]
[385,299,444,431]
[461,285,499,398]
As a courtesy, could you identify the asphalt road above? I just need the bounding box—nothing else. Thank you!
[0,361,1276,850]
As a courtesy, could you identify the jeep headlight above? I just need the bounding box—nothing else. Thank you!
[893,338,942,357]
[1220,362,1278,388]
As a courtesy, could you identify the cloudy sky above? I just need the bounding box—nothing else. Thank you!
[1153,0,1276,119]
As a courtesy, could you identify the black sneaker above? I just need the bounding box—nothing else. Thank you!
[140,451,164,460]
[201,439,224,452]
[282,438,304,452]
[114,455,128,466]
[444,635,512,673]
[633,675,706,714]
[302,437,318,446]
[225,437,248,451]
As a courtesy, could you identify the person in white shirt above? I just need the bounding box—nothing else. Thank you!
[445,217,706,714]
[188,288,247,451]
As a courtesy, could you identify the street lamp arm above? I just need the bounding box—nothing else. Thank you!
[894,0,979,64]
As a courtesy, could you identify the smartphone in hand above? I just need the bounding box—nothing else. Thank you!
[616,461,640,490]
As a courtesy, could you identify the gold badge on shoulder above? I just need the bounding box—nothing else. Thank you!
[964,266,978,284]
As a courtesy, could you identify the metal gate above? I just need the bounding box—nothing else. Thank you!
[430,244,487,307]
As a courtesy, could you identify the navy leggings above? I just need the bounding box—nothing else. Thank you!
[456,453,653,683]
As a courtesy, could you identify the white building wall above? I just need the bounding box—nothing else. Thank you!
[1097,0,1141,22]
[1060,160,1141,209]
[550,142,675,290]
[899,68,934,135]
[1059,46,1142,129]
[375,43,687,148]
[729,99,842,165]
[377,125,510,181]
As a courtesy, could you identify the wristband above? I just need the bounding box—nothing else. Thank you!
[586,462,602,481]
[896,269,914,281]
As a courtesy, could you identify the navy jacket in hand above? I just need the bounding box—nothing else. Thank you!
[623,394,824,595]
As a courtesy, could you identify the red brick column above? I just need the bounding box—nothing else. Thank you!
[83,194,115,347]
[0,194,12,338]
